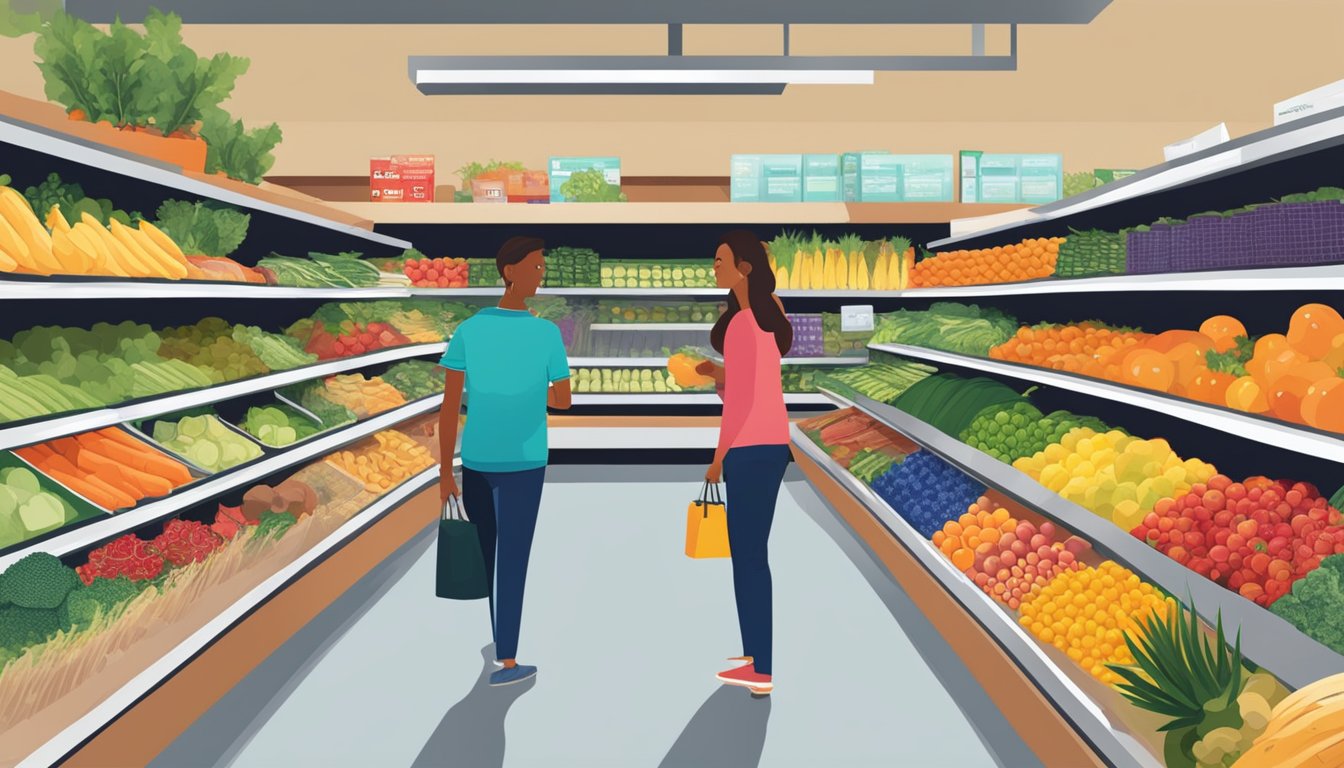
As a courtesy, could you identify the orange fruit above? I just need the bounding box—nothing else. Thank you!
[1198,315,1247,353]
[1187,369,1235,406]
[1301,377,1344,432]
[1145,330,1212,355]
[1121,349,1176,392]
[1225,376,1269,413]
[1287,304,1344,359]
[1267,375,1313,424]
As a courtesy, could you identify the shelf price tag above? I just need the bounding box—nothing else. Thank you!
[840,305,874,333]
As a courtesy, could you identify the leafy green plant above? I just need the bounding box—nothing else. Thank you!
[560,168,626,203]
[0,0,57,38]
[153,199,250,257]
[456,159,524,187]
[136,10,249,137]
[200,106,282,184]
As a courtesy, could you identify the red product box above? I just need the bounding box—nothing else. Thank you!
[370,155,435,202]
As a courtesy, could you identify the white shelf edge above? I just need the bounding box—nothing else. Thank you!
[0,117,412,251]
[929,106,1344,249]
[567,393,832,405]
[835,391,1344,690]
[0,343,447,451]
[871,343,1344,463]
[791,428,1158,768]
[590,323,715,331]
[0,396,445,572]
[569,357,864,368]
[550,426,720,449]
[20,462,454,768]
[0,280,414,301]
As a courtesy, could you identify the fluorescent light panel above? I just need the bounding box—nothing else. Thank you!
[415,69,873,85]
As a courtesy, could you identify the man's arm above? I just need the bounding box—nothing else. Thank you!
[548,378,572,410]
[439,367,464,499]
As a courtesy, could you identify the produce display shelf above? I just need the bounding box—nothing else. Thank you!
[568,393,833,405]
[0,395,445,573]
[0,116,412,251]
[817,388,1344,690]
[569,356,864,367]
[790,426,1157,768]
[859,265,1344,296]
[870,343,1344,463]
[0,278,414,301]
[930,104,1344,249]
[0,343,448,452]
[18,461,454,768]
[590,323,715,331]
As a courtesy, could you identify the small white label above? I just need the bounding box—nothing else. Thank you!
[841,305,874,333]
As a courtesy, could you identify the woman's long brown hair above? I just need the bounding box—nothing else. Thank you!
[709,230,793,356]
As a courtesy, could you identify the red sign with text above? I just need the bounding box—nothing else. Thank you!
[370,155,435,202]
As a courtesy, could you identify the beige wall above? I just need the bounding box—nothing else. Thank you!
[1,0,1340,181]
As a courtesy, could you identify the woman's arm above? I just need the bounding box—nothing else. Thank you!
[548,378,572,410]
[439,368,464,500]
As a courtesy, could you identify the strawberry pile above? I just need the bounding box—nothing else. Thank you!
[77,533,165,585]
[304,321,411,360]
[1130,474,1344,607]
[403,256,468,288]
[152,519,223,567]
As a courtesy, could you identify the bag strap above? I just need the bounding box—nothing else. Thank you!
[443,495,470,522]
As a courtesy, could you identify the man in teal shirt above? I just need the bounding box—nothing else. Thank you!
[439,236,570,686]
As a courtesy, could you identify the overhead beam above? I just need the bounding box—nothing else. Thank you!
[68,0,1112,25]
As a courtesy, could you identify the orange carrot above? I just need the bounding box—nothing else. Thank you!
[112,462,173,498]
[44,468,132,510]
[89,438,191,485]
[73,450,144,500]
[49,437,81,461]
[96,427,153,451]
[37,451,81,478]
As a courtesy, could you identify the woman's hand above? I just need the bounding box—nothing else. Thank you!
[440,470,460,502]
[696,359,725,384]
[705,459,723,484]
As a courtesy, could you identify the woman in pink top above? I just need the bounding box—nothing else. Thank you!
[697,230,793,696]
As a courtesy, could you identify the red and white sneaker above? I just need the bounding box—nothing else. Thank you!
[716,663,773,694]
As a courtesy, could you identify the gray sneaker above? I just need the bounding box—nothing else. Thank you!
[489,664,537,687]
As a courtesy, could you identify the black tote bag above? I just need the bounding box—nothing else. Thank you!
[436,495,490,600]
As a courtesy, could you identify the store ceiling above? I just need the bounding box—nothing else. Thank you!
[67,0,1111,25]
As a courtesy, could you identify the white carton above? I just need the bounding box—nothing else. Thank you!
[1274,78,1344,126]
[1163,123,1230,162]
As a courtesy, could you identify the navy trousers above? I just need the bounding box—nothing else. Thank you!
[462,466,546,661]
[724,444,790,676]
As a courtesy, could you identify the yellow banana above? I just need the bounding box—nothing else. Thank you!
[46,204,71,234]
[0,247,18,271]
[138,220,188,262]
[70,222,121,275]
[49,228,92,273]
[81,213,153,277]
[0,208,36,272]
[112,219,187,279]
[0,187,54,270]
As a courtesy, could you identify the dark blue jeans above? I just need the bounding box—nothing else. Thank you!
[462,466,546,661]
[724,444,790,676]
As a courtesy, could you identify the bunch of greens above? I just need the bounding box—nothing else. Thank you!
[0,0,57,38]
[23,172,141,227]
[201,106,282,184]
[560,168,626,203]
[1269,554,1344,656]
[154,199,250,257]
[457,159,524,188]
[871,302,1019,357]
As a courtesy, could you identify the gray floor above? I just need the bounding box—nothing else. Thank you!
[153,466,1041,768]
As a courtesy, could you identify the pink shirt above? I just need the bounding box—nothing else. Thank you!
[718,310,789,454]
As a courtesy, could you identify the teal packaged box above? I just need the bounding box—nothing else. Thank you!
[761,154,803,203]
[1095,168,1137,185]
[549,156,621,202]
[1018,154,1063,204]
[978,154,1022,204]
[803,154,841,202]
[730,154,764,202]
[841,151,889,202]
[889,154,954,202]
[859,153,903,202]
[960,150,983,203]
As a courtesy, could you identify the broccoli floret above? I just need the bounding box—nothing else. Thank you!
[0,552,81,610]
[60,576,141,631]
[0,605,61,653]
[254,511,296,541]
[1271,555,1344,654]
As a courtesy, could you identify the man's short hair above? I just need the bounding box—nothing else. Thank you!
[497,236,545,284]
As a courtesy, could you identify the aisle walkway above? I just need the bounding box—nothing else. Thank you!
[154,466,1038,768]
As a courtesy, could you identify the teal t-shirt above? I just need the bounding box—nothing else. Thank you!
[440,307,570,472]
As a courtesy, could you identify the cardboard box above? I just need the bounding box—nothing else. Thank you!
[802,154,842,202]
[978,154,1021,203]
[890,154,955,202]
[1018,154,1063,204]
[730,154,764,202]
[963,152,1062,204]
[549,156,621,202]
[1274,78,1344,126]
[370,155,435,202]
[761,155,803,203]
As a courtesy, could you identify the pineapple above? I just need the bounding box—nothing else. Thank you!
[822,245,837,290]
[888,237,913,290]
[797,251,812,289]
[872,242,890,291]
[768,231,797,292]
[792,240,808,290]
[839,235,866,291]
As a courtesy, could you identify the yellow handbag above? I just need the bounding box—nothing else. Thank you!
[686,482,731,559]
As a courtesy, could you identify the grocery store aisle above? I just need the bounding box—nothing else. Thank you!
[155,466,1038,768]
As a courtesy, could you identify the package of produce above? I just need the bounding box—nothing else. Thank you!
[601,261,713,289]
[0,457,105,548]
[787,314,824,356]
[960,400,1112,464]
[808,410,919,468]
[871,451,985,538]
[911,237,1062,288]
[544,247,601,287]
[816,359,936,404]
[1013,427,1218,530]
[821,312,872,357]
[277,381,356,429]
[241,404,323,447]
[326,430,436,493]
[871,302,1019,357]
[1131,474,1344,607]
[257,251,383,288]
[467,257,503,287]
[321,374,406,418]
[892,374,1023,438]
[1054,228,1126,278]
[14,427,196,511]
[935,497,1088,609]
[596,300,722,325]
[571,367,705,394]
[150,414,264,473]
[381,360,447,400]
[1019,561,1172,684]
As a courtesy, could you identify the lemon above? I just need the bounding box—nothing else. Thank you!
[1113,500,1144,531]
